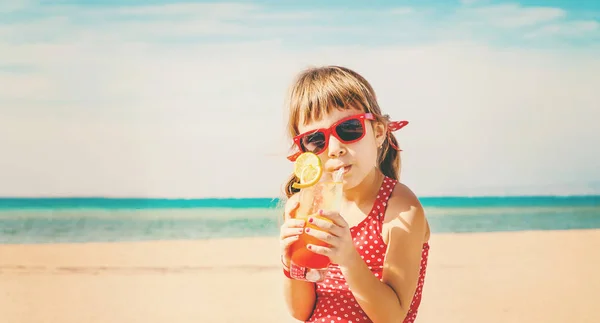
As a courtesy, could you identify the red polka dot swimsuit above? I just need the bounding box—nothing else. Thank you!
[306,176,430,323]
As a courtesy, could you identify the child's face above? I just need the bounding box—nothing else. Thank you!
[297,107,386,190]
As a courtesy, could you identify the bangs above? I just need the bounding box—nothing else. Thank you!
[288,69,371,136]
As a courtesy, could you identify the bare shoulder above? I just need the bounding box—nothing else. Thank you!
[382,182,430,245]
[379,182,430,313]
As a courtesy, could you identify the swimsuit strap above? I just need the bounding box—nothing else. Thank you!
[373,176,397,224]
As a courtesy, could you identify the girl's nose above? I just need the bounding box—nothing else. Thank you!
[327,136,347,158]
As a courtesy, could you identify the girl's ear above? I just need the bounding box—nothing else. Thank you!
[373,121,386,147]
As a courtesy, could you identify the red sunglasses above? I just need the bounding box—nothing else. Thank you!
[288,113,374,161]
[287,113,409,162]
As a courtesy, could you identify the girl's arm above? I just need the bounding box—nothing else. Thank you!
[282,195,317,321]
[282,275,317,321]
[339,184,427,323]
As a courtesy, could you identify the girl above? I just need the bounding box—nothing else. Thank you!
[279,66,431,323]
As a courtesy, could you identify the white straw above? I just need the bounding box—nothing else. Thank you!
[333,167,344,182]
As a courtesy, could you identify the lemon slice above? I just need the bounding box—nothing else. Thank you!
[291,152,323,189]
[293,152,321,177]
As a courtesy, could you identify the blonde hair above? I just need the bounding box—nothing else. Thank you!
[282,65,401,199]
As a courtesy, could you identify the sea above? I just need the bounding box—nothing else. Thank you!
[0,196,599,244]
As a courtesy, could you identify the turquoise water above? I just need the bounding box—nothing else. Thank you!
[0,196,599,244]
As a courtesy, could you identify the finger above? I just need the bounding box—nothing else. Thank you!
[314,209,349,229]
[305,227,339,246]
[280,235,300,249]
[307,244,332,256]
[282,219,306,229]
[280,226,305,240]
[307,216,343,237]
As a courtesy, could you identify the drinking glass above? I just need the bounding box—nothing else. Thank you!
[289,170,344,282]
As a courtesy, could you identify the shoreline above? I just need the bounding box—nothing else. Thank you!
[1,194,598,210]
[0,226,597,246]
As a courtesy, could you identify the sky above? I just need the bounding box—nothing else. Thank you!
[0,0,599,198]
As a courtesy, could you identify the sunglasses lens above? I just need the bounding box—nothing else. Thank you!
[300,131,326,153]
[336,119,364,142]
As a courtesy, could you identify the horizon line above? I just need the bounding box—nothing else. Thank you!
[1,195,599,200]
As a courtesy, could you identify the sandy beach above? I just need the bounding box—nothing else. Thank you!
[1,229,598,323]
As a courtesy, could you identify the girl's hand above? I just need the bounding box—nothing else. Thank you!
[304,209,360,268]
[279,201,305,267]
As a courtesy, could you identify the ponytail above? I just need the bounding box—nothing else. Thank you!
[283,173,300,199]
[378,128,401,181]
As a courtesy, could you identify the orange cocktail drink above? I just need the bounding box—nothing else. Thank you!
[288,152,344,282]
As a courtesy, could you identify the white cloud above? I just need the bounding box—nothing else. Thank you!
[0,0,33,13]
[108,2,256,16]
[1,38,599,197]
[443,3,599,44]
[525,20,600,38]
[457,4,566,28]
[0,3,415,43]
[460,0,481,5]
[386,7,414,15]
[0,2,599,197]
